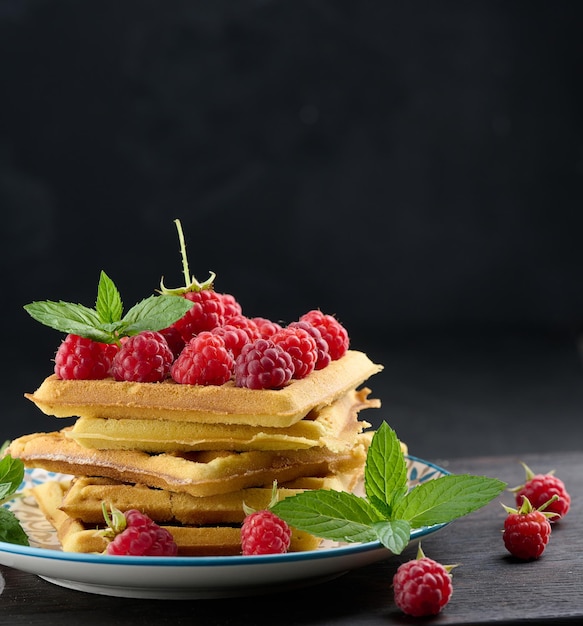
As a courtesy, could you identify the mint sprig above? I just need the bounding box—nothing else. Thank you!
[0,444,29,547]
[272,422,506,555]
[23,271,194,344]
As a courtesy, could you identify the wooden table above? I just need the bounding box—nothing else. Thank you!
[1,451,580,625]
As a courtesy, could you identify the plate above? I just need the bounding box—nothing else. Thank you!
[0,456,449,599]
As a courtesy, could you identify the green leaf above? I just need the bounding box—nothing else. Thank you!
[364,422,409,509]
[0,455,25,502]
[272,489,382,543]
[121,295,194,335]
[24,300,102,336]
[0,507,29,546]
[392,474,507,527]
[373,519,411,554]
[95,271,123,324]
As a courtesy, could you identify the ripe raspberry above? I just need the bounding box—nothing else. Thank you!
[271,326,318,379]
[511,462,570,521]
[54,334,118,380]
[111,331,173,383]
[234,339,294,390]
[241,510,291,556]
[222,314,261,341]
[103,505,178,557]
[211,323,253,359]
[171,331,234,385]
[299,310,349,360]
[251,317,282,339]
[502,496,554,560]
[217,292,243,319]
[170,290,226,343]
[288,320,331,370]
[393,545,455,617]
[158,325,185,359]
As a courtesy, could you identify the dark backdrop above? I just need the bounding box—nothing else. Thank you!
[1,1,583,454]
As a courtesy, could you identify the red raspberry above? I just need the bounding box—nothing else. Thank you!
[393,545,455,617]
[170,290,226,343]
[502,496,553,560]
[217,292,243,319]
[171,331,234,385]
[299,310,349,360]
[211,324,253,359]
[104,506,178,557]
[158,325,186,359]
[222,314,261,341]
[234,339,294,390]
[54,334,118,380]
[271,326,318,379]
[111,331,173,383]
[511,462,570,521]
[241,509,291,556]
[251,317,282,339]
[288,320,331,370]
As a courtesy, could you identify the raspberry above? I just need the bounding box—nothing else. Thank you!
[288,320,331,370]
[171,331,234,385]
[299,310,349,360]
[251,317,282,339]
[103,505,178,557]
[234,339,294,390]
[502,496,553,560]
[222,314,261,341]
[241,509,291,556]
[54,334,118,380]
[271,326,318,379]
[393,545,455,617]
[217,292,243,319]
[170,290,226,343]
[158,325,186,359]
[111,331,173,383]
[211,323,253,359]
[511,462,570,521]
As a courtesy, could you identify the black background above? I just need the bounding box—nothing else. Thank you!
[2,0,583,459]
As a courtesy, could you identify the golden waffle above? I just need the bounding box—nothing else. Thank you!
[24,350,382,427]
[58,474,352,525]
[7,429,372,498]
[66,388,377,453]
[30,479,324,556]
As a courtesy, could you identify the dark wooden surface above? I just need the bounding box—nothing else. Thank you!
[1,451,580,625]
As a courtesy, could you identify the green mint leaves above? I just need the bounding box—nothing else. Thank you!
[272,422,506,555]
[0,445,29,546]
[23,271,194,344]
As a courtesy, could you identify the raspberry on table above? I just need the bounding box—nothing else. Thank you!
[234,338,294,390]
[511,462,571,522]
[54,334,119,380]
[103,506,178,557]
[171,331,234,385]
[392,544,455,617]
[271,326,318,379]
[299,309,349,360]
[111,331,174,383]
[241,509,292,556]
[502,496,554,560]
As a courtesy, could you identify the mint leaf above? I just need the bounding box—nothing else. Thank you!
[96,271,123,324]
[364,422,408,510]
[24,272,194,343]
[0,508,29,546]
[121,295,194,334]
[392,474,507,527]
[373,520,411,554]
[272,490,382,543]
[0,454,25,502]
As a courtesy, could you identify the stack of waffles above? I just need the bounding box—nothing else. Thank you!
[7,350,384,555]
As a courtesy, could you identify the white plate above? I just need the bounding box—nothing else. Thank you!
[0,457,449,599]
